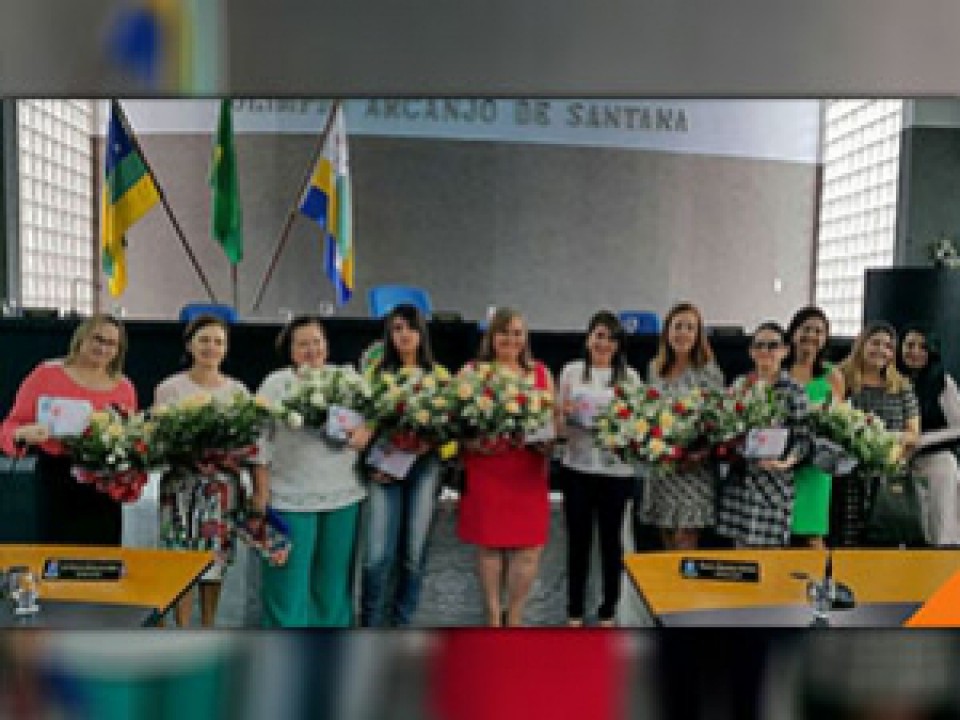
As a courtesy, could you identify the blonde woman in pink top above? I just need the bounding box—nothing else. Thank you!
[0,314,137,545]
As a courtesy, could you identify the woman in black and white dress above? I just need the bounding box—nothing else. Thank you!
[716,322,812,547]
[638,302,724,550]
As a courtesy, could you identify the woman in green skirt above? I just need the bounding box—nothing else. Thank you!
[785,306,845,548]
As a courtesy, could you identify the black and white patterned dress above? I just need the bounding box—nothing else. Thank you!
[639,361,725,529]
[847,384,919,432]
[715,371,812,547]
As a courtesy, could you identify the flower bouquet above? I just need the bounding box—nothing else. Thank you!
[451,362,554,453]
[62,409,165,502]
[363,367,457,478]
[280,365,371,440]
[808,401,905,476]
[593,383,704,470]
[699,375,789,462]
[150,391,281,474]
[366,367,457,449]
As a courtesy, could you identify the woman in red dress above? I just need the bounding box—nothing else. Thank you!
[457,308,554,626]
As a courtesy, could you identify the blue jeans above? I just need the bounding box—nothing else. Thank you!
[360,453,440,626]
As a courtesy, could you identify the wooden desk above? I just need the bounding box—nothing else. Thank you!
[0,545,213,625]
[625,549,960,626]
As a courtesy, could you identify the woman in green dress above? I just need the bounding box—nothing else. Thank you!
[785,306,845,548]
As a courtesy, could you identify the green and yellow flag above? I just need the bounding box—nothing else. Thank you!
[101,100,161,296]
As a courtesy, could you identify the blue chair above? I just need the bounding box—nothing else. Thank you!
[619,311,660,335]
[179,303,239,325]
[367,285,432,319]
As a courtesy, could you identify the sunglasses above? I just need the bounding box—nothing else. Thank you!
[751,341,783,351]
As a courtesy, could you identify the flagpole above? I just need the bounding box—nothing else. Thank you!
[249,100,341,314]
[113,100,218,303]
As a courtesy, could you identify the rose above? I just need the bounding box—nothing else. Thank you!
[616,405,631,420]
[633,419,649,436]
[457,383,473,400]
[735,402,746,413]
[646,388,660,401]
[505,402,520,415]
[287,411,304,429]
[310,391,327,408]
[650,426,663,439]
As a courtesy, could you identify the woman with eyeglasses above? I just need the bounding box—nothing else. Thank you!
[785,306,845,549]
[154,313,249,627]
[897,328,960,546]
[0,315,137,546]
[716,322,812,547]
[637,302,724,550]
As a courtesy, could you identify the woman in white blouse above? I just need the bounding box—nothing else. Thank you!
[557,311,640,627]
[253,316,369,626]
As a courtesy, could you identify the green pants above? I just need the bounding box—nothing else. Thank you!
[261,503,360,628]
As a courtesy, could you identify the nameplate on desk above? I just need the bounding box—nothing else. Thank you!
[42,559,125,581]
[679,558,760,583]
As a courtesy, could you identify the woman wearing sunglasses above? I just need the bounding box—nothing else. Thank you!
[716,322,812,547]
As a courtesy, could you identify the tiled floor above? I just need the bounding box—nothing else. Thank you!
[176,499,655,628]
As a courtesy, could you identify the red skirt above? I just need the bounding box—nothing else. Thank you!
[457,448,550,547]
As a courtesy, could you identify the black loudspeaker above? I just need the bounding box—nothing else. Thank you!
[863,267,960,381]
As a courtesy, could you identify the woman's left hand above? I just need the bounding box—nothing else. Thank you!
[347,425,374,450]
[268,546,290,567]
[757,456,796,473]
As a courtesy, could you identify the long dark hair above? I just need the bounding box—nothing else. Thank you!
[581,310,629,386]
[379,304,435,372]
[786,305,832,378]
[898,326,948,431]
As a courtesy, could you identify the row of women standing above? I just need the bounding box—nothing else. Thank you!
[3,302,959,628]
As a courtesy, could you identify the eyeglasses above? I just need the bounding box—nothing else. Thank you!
[751,341,783,351]
[90,334,119,348]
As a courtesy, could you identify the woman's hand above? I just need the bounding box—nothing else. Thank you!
[369,470,395,484]
[757,455,798,473]
[268,546,290,567]
[347,425,374,451]
[414,438,433,456]
[14,424,49,446]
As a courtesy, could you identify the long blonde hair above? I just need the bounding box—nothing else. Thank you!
[840,323,909,395]
[65,314,128,378]
[478,307,533,371]
[652,302,715,377]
